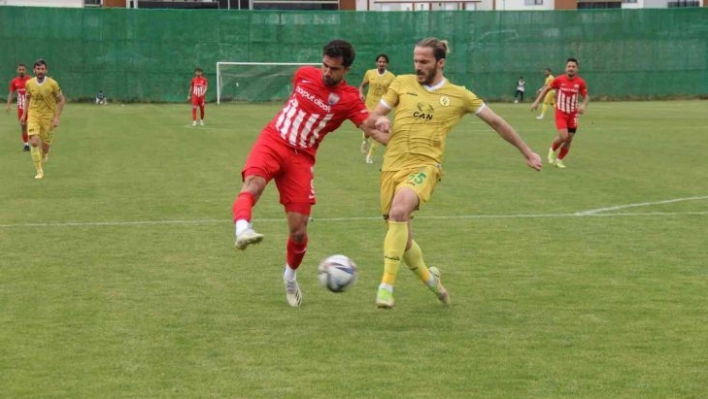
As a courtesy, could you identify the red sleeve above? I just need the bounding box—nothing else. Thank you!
[9,79,16,92]
[347,94,369,127]
[550,76,561,90]
[292,67,304,88]
[580,79,588,96]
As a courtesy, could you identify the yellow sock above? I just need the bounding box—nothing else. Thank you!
[382,221,408,286]
[541,103,548,115]
[403,240,432,286]
[30,146,42,171]
[361,132,368,141]
[367,141,378,158]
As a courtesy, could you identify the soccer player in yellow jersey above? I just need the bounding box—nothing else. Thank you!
[536,68,555,120]
[21,59,65,179]
[365,38,542,309]
[358,54,395,164]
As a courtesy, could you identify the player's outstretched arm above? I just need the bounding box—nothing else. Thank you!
[578,93,590,115]
[361,103,391,145]
[52,92,66,128]
[531,86,550,111]
[21,94,30,122]
[5,90,12,112]
[477,107,542,171]
[358,76,368,102]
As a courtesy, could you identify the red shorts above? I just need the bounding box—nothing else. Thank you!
[242,132,316,214]
[555,111,579,130]
[191,96,205,106]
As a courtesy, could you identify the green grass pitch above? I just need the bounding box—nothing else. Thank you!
[1,101,706,398]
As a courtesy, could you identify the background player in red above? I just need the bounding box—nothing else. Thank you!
[231,39,388,307]
[531,58,589,168]
[6,63,32,151]
[187,67,208,126]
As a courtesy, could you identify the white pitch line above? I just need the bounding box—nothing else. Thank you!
[574,196,708,216]
[1,211,707,229]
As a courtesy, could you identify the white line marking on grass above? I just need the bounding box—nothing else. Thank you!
[574,196,708,216]
[182,125,235,131]
[1,211,706,229]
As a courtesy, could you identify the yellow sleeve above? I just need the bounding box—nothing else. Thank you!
[52,80,62,96]
[463,88,485,114]
[381,76,403,108]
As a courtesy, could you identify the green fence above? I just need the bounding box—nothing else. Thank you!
[1,7,706,102]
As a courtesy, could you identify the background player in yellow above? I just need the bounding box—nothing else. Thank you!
[21,59,65,179]
[535,68,555,120]
[365,38,543,309]
[358,54,395,164]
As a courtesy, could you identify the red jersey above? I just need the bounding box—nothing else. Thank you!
[9,75,31,110]
[191,76,208,98]
[550,75,588,114]
[264,66,368,158]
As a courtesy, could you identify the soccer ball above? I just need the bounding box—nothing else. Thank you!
[318,254,357,293]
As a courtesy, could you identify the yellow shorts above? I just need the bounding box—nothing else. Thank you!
[380,165,442,217]
[27,116,55,144]
[544,90,556,105]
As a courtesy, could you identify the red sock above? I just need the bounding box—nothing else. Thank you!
[232,192,255,222]
[552,141,561,151]
[199,105,205,120]
[191,108,197,121]
[22,130,28,143]
[286,235,308,270]
[558,147,570,160]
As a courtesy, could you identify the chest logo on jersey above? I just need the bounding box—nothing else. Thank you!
[413,103,435,121]
[328,93,340,106]
[296,85,332,112]
[439,96,450,107]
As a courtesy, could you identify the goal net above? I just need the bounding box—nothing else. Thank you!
[216,62,320,104]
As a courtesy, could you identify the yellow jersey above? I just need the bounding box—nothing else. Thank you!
[26,77,62,119]
[380,75,485,172]
[545,75,555,88]
[363,69,395,110]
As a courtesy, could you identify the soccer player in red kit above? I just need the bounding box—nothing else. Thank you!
[188,67,208,126]
[231,39,388,307]
[532,58,589,168]
[6,64,32,151]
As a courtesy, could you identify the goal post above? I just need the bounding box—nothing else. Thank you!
[216,62,320,104]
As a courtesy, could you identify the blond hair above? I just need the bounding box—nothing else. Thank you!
[416,38,450,60]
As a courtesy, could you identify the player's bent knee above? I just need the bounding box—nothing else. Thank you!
[388,206,412,222]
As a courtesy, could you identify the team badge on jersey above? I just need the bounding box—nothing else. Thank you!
[328,93,340,105]
[439,96,450,107]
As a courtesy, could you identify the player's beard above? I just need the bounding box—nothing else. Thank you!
[323,75,340,87]
[416,66,438,86]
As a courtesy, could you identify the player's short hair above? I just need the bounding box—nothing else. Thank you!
[375,54,389,63]
[567,58,579,66]
[545,68,552,73]
[416,38,450,61]
[33,59,47,68]
[323,40,356,67]
[18,63,27,68]
[194,67,203,72]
